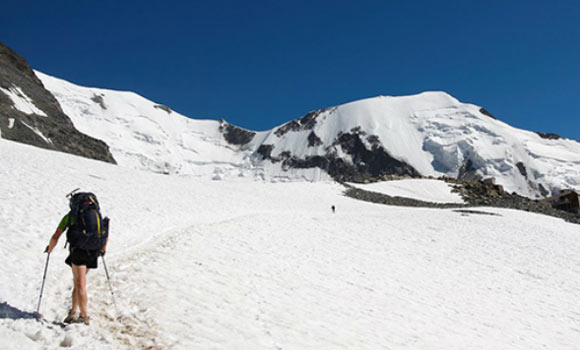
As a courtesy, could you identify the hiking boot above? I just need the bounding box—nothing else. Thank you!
[63,312,77,324]
[74,316,90,325]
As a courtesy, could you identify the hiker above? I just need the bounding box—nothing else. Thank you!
[45,192,109,325]
[331,205,336,213]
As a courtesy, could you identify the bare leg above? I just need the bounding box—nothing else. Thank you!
[71,286,79,315]
[65,267,79,321]
[72,264,89,317]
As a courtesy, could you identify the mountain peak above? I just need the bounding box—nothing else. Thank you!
[22,69,580,198]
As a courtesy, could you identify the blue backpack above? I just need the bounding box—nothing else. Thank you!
[67,192,109,251]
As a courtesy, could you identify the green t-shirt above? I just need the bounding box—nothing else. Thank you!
[57,213,75,231]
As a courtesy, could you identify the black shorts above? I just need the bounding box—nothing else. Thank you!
[65,248,99,269]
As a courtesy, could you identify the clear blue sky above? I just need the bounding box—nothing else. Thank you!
[2,1,579,139]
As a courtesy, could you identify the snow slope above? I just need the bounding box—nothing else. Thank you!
[266,93,580,197]
[1,138,579,349]
[36,71,265,179]
[36,71,580,198]
[349,179,465,204]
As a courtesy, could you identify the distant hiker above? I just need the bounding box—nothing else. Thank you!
[45,191,109,325]
[331,205,336,213]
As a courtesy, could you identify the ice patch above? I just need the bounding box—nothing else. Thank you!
[20,121,52,144]
[0,85,47,117]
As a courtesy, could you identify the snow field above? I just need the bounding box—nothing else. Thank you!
[1,138,580,349]
[35,71,258,178]
[348,179,465,204]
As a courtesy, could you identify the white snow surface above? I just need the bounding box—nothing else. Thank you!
[36,72,580,197]
[349,179,465,204]
[1,138,580,349]
[35,71,265,179]
[0,85,47,117]
[266,93,580,198]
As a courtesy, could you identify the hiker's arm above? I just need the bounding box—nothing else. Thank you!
[46,228,64,253]
[46,213,70,253]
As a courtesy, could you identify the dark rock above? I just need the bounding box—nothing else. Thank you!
[449,178,579,224]
[0,41,116,164]
[219,121,256,146]
[307,131,323,147]
[257,126,420,182]
[536,132,562,140]
[257,144,274,159]
[453,209,501,216]
[538,183,549,197]
[457,159,481,181]
[343,183,464,209]
[366,135,380,146]
[274,107,336,137]
[330,129,420,181]
[516,162,527,178]
[91,94,107,110]
[343,178,580,225]
[279,151,291,159]
[479,107,495,119]
[154,104,172,114]
[283,155,329,169]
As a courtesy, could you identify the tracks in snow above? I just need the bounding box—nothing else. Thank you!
[85,214,266,349]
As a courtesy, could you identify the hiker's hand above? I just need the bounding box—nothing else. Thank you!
[99,249,106,257]
[44,245,50,254]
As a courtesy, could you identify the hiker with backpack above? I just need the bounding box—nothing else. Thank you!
[45,191,109,325]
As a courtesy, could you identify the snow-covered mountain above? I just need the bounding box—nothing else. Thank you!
[36,72,580,198]
[262,93,580,197]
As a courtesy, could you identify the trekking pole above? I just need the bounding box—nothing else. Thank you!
[101,255,120,317]
[36,251,50,314]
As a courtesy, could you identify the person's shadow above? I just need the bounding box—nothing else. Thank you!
[0,302,40,320]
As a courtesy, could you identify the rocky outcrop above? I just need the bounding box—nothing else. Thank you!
[479,107,495,119]
[307,131,323,147]
[457,158,481,181]
[343,178,580,225]
[256,126,420,182]
[344,183,464,209]
[451,179,579,223]
[91,94,107,110]
[257,144,274,159]
[219,121,256,146]
[536,132,562,140]
[0,41,115,164]
[328,128,420,181]
[516,162,527,178]
[154,104,172,114]
[274,107,336,137]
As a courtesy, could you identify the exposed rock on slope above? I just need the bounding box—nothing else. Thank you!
[257,124,420,182]
[344,178,580,225]
[219,120,256,146]
[0,42,115,163]
[251,94,580,197]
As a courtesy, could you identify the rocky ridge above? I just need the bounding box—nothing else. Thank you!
[0,42,115,164]
[344,178,580,225]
